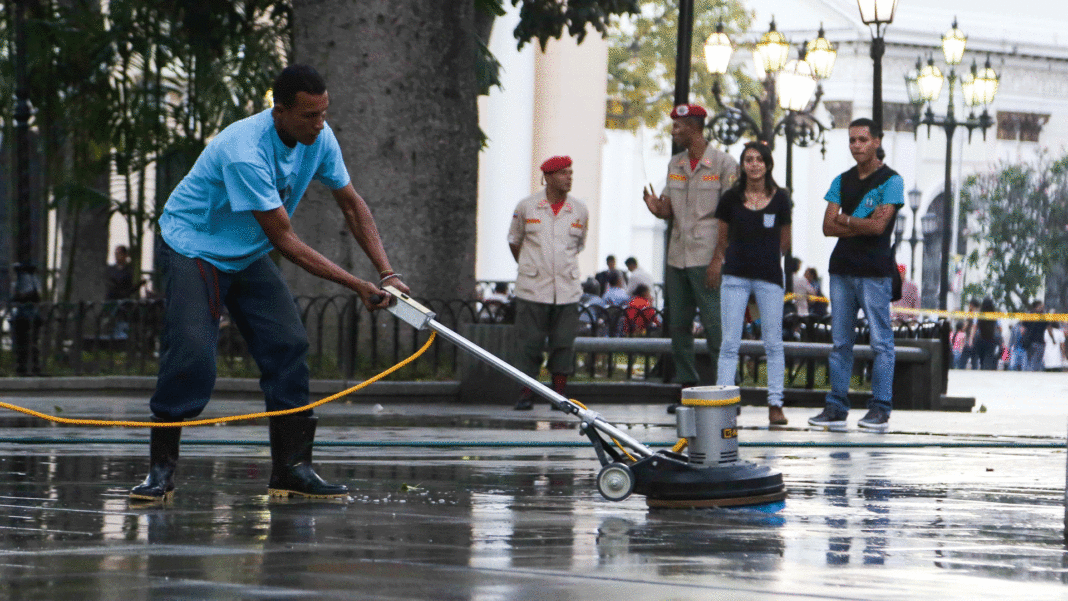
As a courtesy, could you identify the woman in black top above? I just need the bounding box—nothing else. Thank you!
[708,141,792,426]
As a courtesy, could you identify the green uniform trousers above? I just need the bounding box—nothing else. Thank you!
[665,265,721,385]
[513,299,579,378]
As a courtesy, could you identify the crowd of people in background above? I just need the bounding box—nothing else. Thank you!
[949,297,1067,372]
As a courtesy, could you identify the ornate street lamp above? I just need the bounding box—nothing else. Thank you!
[701,21,833,298]
[895,212,907,250]
[703,22,733,76]
[856,0,900,130]
[11,0,43,375]
[776,59,818,112]
[906,187,923,280]
[907,20,998,310]
[917,58,944,102]
[805,25,837,80]
[755,19,790,74]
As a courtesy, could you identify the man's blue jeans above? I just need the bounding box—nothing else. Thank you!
[825,274,894,415]
[717,275,784,407]
[150,244,311,420]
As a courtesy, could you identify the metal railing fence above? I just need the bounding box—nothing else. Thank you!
[0,296,947,390]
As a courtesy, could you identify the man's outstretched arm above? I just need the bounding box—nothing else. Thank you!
[253,205,395,310]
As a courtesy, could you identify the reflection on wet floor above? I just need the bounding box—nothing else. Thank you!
[1,401,1067,599]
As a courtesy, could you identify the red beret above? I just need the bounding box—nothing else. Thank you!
[670,104,708,119]
[540,155,572,173]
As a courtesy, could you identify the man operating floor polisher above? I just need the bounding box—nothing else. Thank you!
[378,286,786,508]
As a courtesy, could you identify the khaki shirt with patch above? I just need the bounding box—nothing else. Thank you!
[662,145,738,268]
[507,191,589,304]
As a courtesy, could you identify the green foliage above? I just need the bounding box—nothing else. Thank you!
[960,153,1068,312]
[0,1,289,300]
[605,0,754,132]
[510,0,641,51]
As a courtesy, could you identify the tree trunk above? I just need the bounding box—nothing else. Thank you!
[59,172,110,303]
[289,0,479,301]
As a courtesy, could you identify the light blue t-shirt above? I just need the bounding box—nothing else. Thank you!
[159,109,350,272]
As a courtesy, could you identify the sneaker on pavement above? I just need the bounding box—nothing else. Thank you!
[514,396,534,411]
[857,409,890,431]
[807,408,847,429]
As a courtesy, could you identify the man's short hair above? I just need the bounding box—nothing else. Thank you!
[582,277,600,295]
[1032,299,1044,310]
[608,271,622,287]
[849,117,883,139]
[625,257,637,268]
[606,255,616,263]
[273,65,327,108]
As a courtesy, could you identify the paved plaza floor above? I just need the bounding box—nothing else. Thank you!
[0,369,1066,600]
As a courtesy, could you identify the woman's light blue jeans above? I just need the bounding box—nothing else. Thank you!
[717,274,784,407]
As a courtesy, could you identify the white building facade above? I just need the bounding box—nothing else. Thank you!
[477,0,1068,310]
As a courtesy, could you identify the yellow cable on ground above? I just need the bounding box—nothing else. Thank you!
[0,332,437,428]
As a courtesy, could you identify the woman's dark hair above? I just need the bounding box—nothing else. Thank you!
[273,65,326,108]
[733,141,778,195]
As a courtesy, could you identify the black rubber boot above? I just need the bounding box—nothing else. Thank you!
[268,414,349,499]
[130,416,182,503]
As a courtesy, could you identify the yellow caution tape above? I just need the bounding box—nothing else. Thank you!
[781,292,1065,322]
[783,293,830,303]
[892,307,1068,322]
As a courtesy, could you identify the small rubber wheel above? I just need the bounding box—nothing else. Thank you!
[597,463,635,502]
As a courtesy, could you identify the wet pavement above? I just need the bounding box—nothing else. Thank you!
[1,370,1067,600]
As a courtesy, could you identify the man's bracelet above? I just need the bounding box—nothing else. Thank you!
[380,273,402,286]
[379,269,395,277]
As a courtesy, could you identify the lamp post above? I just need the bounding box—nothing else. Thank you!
[702,20,835,295]
[11,0,43,375]
[856,0,899,131]
[906,19,998,311]
[894,212,906,251]
[906,186,922,280]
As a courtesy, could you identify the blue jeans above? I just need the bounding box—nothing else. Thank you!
[717,275,784,407]
[150,244,311,420]
[825,275,894,415]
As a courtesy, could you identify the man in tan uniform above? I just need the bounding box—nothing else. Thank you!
[642,104,738,412]
[508,155,589,410]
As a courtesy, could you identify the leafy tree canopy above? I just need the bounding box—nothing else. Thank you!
[606,0,754,132]
[960,152,1068,312]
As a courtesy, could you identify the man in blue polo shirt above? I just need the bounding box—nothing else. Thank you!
[130,65,408,503]
[808,118,904,432]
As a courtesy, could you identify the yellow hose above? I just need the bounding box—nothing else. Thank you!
[0,332,436,428]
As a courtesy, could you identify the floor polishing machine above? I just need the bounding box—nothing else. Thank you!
[378,286,786,508]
